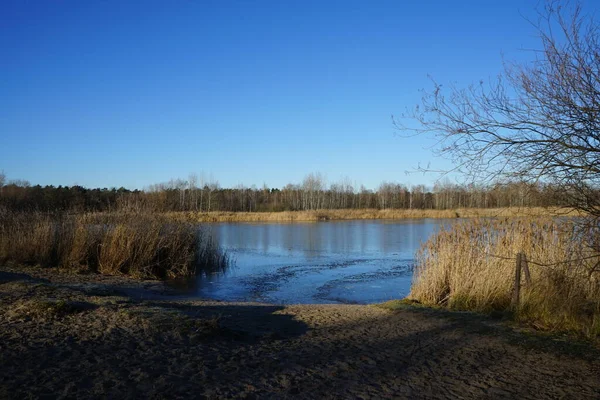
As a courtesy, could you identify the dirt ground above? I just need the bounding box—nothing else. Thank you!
[1,265,599,399]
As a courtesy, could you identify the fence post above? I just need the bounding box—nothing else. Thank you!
[521,253,531,286]
[512,252,523,307]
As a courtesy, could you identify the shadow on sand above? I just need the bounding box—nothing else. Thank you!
[1,267,599,399]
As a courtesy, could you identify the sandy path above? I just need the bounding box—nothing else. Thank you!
[1,265,599,399]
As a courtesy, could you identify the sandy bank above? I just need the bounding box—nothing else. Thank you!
[1,265,598,399]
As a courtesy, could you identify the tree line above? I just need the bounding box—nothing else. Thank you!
[0,172,569,213]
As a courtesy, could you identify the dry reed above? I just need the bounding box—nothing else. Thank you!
[410,218,600,337]
[0,211,228,280]
[165,207,575,223]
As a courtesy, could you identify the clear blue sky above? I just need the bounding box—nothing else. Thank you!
[1,0,553,190]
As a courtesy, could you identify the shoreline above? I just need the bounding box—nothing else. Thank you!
[1,264,599,398]
[166,206,577,223]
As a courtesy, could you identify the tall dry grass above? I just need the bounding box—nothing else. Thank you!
[0,210,228,279]
[166,207,575,223]
[410,218,600,337]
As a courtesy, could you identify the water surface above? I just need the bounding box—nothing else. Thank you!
[194,219,452,304]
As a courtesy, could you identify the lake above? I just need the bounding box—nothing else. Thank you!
[193,219,452,304]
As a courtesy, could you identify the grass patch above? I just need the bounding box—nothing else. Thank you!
[6,298,96,321]
[116,305,225,340]
[377,298,428,311]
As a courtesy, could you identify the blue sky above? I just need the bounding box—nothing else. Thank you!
[1,0,553,190]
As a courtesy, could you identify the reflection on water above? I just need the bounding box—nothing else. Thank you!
[194,219,453,304]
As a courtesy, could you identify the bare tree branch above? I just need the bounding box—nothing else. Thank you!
[397,1,600,219]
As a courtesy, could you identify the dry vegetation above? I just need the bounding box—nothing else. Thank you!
[0,210,228,279]
[167,207,575,223]
[409,218,600,337]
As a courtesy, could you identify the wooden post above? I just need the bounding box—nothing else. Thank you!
[512,252,522,307]
[521,253,532,286]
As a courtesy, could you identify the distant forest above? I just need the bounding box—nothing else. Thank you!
[0,172,569,213]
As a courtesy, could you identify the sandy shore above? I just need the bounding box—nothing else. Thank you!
[1,265,599,399]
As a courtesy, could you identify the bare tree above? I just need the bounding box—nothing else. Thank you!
[302,173,325,210]
[171,178,187,211]
[10,179,30,188]
[207,174,219,212]
[400,1,600,218]
[189,173,198,211]
[198,172,206,212]
[0,170,5,196]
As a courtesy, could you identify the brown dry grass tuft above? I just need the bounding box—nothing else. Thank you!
[0,211,229,280]
[5,298,90,321]
[409,218,600,337]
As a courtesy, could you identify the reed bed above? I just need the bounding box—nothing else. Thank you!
[166,207,574,223]
[0,210,228,280]
[410,218,600,337]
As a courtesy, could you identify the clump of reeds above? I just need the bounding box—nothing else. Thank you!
[409,218,600,337]
[0,210,229,280]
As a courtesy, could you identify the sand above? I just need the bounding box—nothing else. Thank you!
[1,264,599,399]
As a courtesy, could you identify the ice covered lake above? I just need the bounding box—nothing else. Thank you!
[190,219,453,304]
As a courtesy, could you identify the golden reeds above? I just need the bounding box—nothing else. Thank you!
[0,211,228,279]
[409,218,600,337]
[165,207,575,223]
